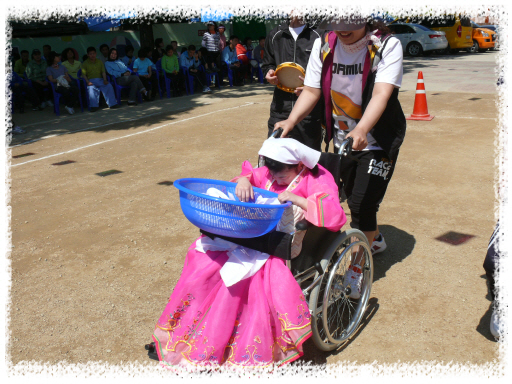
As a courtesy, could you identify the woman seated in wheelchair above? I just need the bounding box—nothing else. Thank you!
[151,138,346,370]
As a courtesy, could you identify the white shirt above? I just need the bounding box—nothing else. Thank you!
[304,36,403,150]
[289,24,306,41]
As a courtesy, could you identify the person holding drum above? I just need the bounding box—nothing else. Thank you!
[274,16,407,261]
[262,15,323,151]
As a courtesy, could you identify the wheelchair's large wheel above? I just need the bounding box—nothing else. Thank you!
[309,229,373,351]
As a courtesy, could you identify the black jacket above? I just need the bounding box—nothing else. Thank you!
[262,23,323,120]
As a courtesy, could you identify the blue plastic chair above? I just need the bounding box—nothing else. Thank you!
[76,69,91,111]
[107,71,143,105]
[247,51,264,84]
[24,72,53,103]
[46,77,65,116]
[156,59,172,98]
[180,66,194,95]
[223,61,234,87]
[47,76,83,116]
[204,65,222,90]
[152,60,164,99]
[11,72,27,113]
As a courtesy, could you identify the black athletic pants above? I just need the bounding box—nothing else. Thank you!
[338,149,398,232]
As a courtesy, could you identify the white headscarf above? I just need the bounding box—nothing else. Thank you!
[258,138,321,169]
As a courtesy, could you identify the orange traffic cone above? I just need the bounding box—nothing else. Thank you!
[406,71,434,121]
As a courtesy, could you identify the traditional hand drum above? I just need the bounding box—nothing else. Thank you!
[275,62,305,93]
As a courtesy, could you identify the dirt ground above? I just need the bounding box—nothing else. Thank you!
[6,60,499,371]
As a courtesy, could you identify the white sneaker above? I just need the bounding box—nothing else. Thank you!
[40,102,46,109]
[490,306,500,340]
[344,265,363,300]
[65,106,75,115]
[46,99,54,107]
[371,233,387,255]
[203,86,211,93]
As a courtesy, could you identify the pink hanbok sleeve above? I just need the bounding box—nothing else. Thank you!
[303,165,347,232]
[230,160,269,189]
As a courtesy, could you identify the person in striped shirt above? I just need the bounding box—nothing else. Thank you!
[202,21,221,74]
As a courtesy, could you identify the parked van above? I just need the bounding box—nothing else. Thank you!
[392,15,473,53]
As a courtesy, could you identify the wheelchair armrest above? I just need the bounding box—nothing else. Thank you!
[295,220,313,231]
[200,229,293,261]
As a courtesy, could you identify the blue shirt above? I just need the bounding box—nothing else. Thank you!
[121,55,136,67]
[179,53,200,70]
[104,60,130,78]
[222,46,237,65]
[133,58,154,76]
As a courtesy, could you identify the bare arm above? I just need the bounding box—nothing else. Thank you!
[273,86,322,137]
[346,82,395,150]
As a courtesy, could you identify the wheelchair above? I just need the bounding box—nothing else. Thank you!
[145,133,373,357]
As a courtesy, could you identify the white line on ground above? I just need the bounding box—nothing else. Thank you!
[12,102,254,167]
[10,108,191,148]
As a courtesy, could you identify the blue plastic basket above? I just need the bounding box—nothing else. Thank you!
[174,178,291,238]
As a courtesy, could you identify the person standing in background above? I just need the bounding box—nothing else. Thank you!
[152,38,165,64]
[98,44,109,64]
[218,24,227,52]
[262,15,323,150]
[202,21,222,74]
[42,44,51,62]
[171,41,181,58]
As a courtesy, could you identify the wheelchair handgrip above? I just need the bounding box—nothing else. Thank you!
[271,128,283,138]
[338,137,353,156]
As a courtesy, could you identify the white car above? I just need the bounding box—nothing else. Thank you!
[387,23,449,56]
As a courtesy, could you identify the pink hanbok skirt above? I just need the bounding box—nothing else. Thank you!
[152,236,312,369]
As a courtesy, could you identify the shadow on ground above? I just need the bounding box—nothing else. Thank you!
[9,83,273,147]
[372,225,415,283]
[298,297,380,365]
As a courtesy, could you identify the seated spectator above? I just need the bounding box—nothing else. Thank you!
[222,35,246,86]
[14,50,30,76]
[26,49,53,108]
[180,44,211,94]
[171,41,181,58]
[46,51,80,115]
[81,46,118,112]
[11,76,41,113]
[61,48,81,79]
[98,44,109,64]
[153,38,165,64]
[252,36,265,66]
[161,45,185,96]
[236,37,258,79]
[42,44,51,62]
[133,48,158,100]
[121,46,137,67]
[105,48,149,105]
